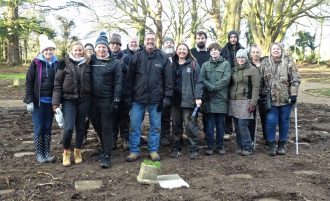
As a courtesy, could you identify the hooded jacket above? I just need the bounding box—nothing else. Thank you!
[52,55,91,105]
[24,54,58,106]
[90,52,122,100]
[172,57,203,108]
[260,45,301,106]
[229,63,260,106]
[201,57,231,113]
[126,48,173,104]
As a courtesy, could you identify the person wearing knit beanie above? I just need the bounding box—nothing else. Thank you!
[236,49,249,61]
[95,32,109,48]
[39,34,56,53]
[162,36,175,57]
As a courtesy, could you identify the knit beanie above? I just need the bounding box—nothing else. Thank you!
[95,32,109,48]
[109,33,122,45]
[163,36,174,44]
[39,34,56,53]
[227,30,239,40]
[236,49,248,60]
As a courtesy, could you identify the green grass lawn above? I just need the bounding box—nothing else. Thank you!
[0,73,26,80]
[304,88,330,97]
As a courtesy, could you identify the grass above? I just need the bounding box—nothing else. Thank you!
[0,73,26,80]
[143,159,161,168]
[304,88,330,97]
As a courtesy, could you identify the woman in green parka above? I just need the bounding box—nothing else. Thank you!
[228,49,260,156]
[201,42,231,155]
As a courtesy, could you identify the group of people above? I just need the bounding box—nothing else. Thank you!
[24,30,300,169]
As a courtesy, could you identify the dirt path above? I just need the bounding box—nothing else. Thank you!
[298,81,330,105]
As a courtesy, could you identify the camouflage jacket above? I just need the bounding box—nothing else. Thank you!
[260,56,300,106]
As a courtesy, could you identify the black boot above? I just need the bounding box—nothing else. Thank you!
[101,154,111,168]
[277,140,286,155]
[268,141,276,156]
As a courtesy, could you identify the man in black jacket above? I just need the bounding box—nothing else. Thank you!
[221,30,245,140]
[126,33,173,162]
[90,32,122,168]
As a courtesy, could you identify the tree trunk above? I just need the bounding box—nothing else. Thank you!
[6,3,20,66]
[189,0,198,47]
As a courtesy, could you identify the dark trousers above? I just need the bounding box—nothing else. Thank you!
[113,100,130,142]
[172,106,199,153]
[161,105,171,140]
[205,113,225,150]
[225,114,233,134]
[90,98,114,156]
[249,106,267,143]
[62,99,90,149]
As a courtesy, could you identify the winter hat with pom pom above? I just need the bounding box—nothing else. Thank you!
[95,31,109,48]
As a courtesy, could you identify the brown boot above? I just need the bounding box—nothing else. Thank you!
[63,150,71,167]
[74,148,82,164]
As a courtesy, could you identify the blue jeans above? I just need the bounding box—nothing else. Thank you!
[129,102,161,153]
[62,99,90,149]
[265,104,293,142]
[206,113,225,150]
[32,102,53,159]
[233,118,253,151]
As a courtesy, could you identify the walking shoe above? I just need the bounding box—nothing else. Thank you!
[277,140,286,155]
[205,149,213,155]
[74,148,82,164]
[223,134,231,141]
[63,150,71,167]
[170,149,182,158]
[149,152,160,161]
[101,155,111,168]
[160,137,170,146]
[44,154,55,163]
[268,141,277,156]
[217,147,226,155]
[36,155,47,164]
[126,152,140,162]
[190,152,198,160]
[241,150,252,156]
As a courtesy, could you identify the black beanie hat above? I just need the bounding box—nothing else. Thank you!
[95,31,109,48]
[228,30,239,40]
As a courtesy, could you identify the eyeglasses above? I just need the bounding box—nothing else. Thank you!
[236,57,246,59]
[110,43,121,46]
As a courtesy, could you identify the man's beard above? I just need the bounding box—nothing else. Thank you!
[197,42,205,49]
[129,46,139,52]
[163,47,175,55]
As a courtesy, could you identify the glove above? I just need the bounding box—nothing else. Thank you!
[163,96,172,108]
[54,108,64,128]
[248,104,256,113]
[112,98,120,113]
[289,96,297,104]
[26,102,34,113]
[125,97,132,109]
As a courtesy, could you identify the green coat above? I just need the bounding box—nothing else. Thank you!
[229,63,260,106]
[201,57,231,113]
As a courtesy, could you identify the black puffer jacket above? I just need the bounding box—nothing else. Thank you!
[52,55,91,105]
[90,53,122,100]
[126,48,173,104]
[221,42,245,68]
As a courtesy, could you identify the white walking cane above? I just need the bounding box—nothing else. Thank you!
[294,103,299,155]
